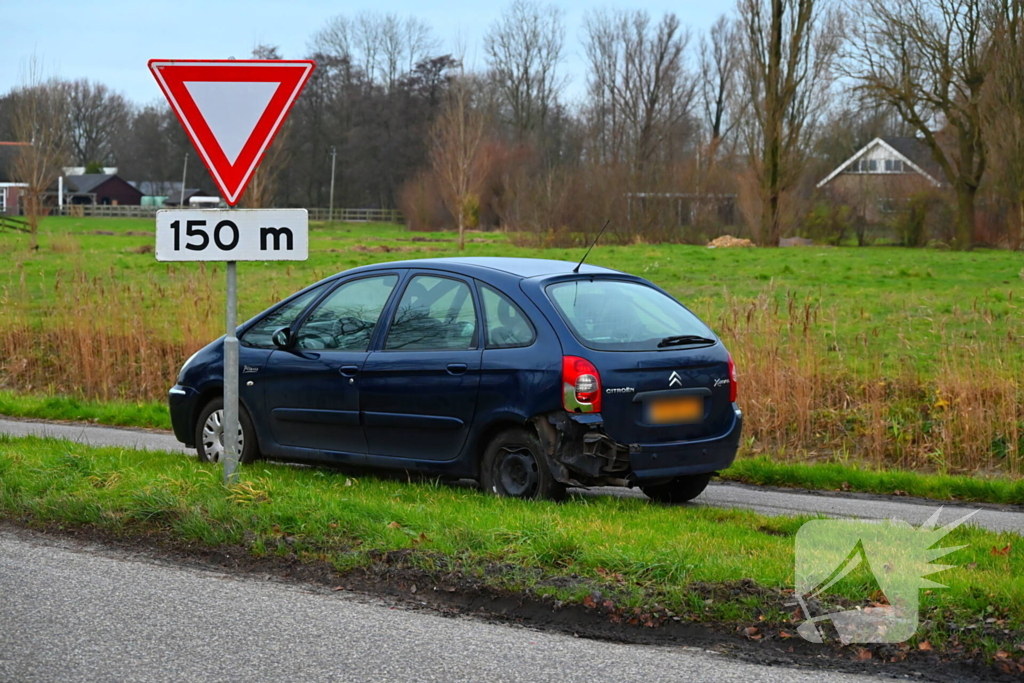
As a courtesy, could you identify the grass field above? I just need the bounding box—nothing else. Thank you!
[2,216,1023,475]
[1,434,1021,667]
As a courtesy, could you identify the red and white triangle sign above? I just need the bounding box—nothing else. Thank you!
[148,59,315,206]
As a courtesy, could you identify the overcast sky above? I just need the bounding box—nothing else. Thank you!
[4,0,725,107]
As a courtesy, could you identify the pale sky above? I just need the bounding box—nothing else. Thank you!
[4,0,726,107]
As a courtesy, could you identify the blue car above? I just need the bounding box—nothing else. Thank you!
[168,257,742,502]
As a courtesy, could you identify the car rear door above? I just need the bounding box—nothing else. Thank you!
[359,272,483,461]
[592,348,734,445]
[541,277,735,445]
[260,273,401,455]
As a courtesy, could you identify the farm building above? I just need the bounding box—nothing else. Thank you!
[62,174,144,206]
[0,145,27,215]
[817,137,944,223]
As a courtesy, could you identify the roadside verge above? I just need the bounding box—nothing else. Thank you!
[1,434,1021,677]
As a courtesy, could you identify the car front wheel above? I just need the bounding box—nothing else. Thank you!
[641,473,712,504]
[195,397,259,465]
[481,427,566,501]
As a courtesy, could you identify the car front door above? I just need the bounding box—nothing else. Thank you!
[359,273,483,461]
[261,273,401,456]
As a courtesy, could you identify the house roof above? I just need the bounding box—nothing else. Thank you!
[882,137,944,180]
[65,174,117,194]
[0,146,21,183]
[817,137,944,188]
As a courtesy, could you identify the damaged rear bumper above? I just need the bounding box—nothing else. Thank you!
[533,409,743,487]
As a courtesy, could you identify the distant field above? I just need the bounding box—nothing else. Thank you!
[2,216,1022,474]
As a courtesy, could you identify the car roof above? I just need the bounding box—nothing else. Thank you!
[354,257,622,279]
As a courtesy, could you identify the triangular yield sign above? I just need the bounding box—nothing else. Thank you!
[148,59,315,205]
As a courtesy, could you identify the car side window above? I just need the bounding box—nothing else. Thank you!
[240,282,331,349]
[480,284,536,349]
[294,275,399,351]
[385,275,477,351]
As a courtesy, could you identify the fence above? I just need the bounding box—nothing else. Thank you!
[306,207,404,223]
[53,205,404,223]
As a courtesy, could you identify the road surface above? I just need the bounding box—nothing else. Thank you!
[3,417,1021,534]
[0,529,884,682]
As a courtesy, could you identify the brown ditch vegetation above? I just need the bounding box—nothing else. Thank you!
[1,269,1021,476]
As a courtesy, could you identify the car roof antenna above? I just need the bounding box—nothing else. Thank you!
[573,220,611,274]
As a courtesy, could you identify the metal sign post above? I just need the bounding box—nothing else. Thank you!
[222,260,239,483]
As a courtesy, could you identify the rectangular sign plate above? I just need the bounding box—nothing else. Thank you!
[156,208,308,262]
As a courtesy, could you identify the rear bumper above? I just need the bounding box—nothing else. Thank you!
[168,384,199,447]
[627,408,743,481]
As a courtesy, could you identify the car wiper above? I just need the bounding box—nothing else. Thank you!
[657,335,716,348]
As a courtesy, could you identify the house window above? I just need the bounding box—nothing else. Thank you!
[868,159,878,172]
[0,189,5,213]
[878,198,899,214]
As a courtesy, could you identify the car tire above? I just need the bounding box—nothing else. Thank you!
[481,427,566,501]
[641,473,712,504]
[195,397,259,465]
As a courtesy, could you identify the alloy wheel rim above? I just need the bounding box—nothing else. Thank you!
[497,446,539,497]
[201,409,243,463]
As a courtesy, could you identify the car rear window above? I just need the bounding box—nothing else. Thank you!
[546,279,714,351]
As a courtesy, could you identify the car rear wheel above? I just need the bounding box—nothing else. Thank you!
[195,397,259,465]
[641,473,712,504]
[481,427,566,501]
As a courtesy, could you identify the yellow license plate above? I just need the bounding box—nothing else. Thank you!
[648,396,703,424]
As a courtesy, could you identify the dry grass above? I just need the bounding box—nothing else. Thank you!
[715,288,1023,475]
[1,270,1020,476]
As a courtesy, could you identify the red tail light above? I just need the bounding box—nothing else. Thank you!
[562,356,602,413]
[728,353,737,403]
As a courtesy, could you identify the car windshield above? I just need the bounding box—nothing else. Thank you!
[546,279,715,351]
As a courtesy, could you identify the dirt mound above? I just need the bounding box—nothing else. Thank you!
[707,235,755,248]
[780,237,814,247]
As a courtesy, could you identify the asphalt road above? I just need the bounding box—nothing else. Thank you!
[0,529,882,683]
[4,417,1022,534]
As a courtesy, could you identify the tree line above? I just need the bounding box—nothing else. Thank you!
[2,0,1022,250]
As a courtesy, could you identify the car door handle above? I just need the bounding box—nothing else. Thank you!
[446,363,468,376]
[339,365,360,377]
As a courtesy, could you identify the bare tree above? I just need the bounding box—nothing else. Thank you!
[66,79,132,167]
[10,61,69,248]
[738,0,841,246]
[241,44,290,208]
[484,0,566,141]
[403,17,440,75]
[698,15,743,157]
[311,12,437,91]
[845,0,1001,250]
[430,75,486,250]
[583,10,697,170]
[983,1,1024,248]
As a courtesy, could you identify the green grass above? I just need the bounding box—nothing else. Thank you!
[722,457,1024,506]
[2,389,1023,507]
[0,434,1021,663]
[6,215,1023,373]
[0,390,171,430]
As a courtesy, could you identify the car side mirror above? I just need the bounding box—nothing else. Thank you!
[271,327,292,349]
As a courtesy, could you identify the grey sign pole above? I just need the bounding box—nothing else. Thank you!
[222,260,240,484]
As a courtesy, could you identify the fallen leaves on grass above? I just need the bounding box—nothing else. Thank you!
[991,544,1012,556]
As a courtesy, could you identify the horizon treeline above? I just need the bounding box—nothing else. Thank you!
[1,0,1022,250]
